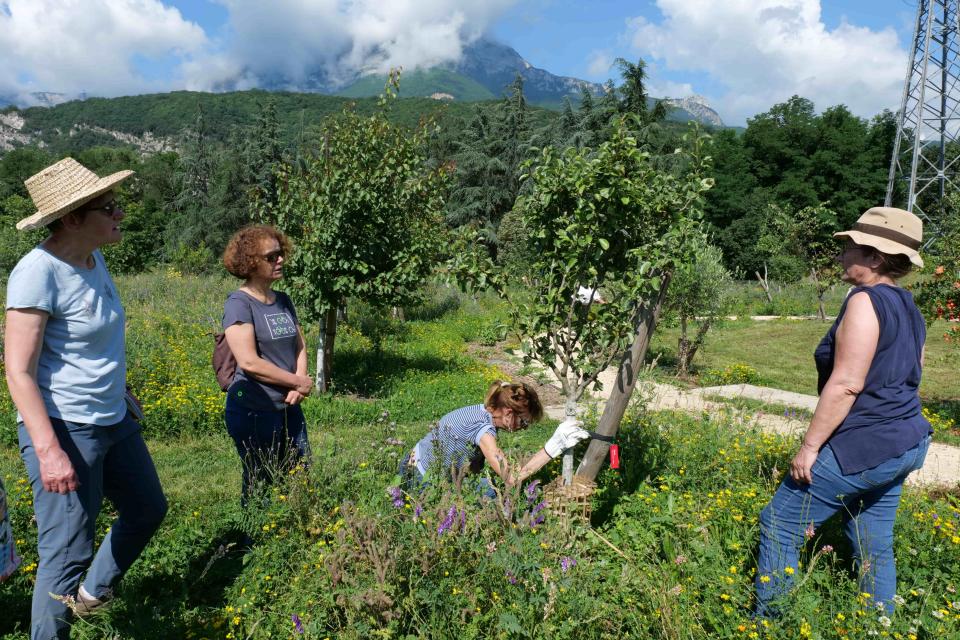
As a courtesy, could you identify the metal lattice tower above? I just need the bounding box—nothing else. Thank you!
[886,0,960,243]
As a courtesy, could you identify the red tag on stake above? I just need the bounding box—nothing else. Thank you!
[609,444,620,469]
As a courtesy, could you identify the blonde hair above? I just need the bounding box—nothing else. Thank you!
[484,380,544,425]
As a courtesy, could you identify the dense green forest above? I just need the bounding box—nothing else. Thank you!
[0,70,911,283]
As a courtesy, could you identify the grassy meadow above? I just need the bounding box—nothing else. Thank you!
[0,272,958,639]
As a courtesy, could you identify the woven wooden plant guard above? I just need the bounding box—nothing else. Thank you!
[544,474,596,525]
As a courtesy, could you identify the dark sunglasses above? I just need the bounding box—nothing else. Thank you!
[87,200,120,217]
[263,250,284,264]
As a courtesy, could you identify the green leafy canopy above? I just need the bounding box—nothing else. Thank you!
[266,74,454,323]
[462,117,713,403]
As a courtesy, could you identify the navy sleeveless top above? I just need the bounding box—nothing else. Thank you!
[814,284,931,474]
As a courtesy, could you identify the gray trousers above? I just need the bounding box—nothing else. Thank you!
[18,413,168,640]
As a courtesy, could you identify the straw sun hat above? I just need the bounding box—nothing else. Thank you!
[16,157,134,232]
[833,206,924,268]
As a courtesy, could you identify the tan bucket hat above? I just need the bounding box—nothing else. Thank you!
[16,157,134,231]
[834,206,924,268]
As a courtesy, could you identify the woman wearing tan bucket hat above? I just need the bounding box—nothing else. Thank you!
[755,207,932,617]
[4,158,167,639]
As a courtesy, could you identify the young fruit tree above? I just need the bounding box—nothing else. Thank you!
[457,117,712,482]
[758,203,841,320]
[266,75,452,391]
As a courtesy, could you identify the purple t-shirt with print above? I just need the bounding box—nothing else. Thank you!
[222,290,300,410]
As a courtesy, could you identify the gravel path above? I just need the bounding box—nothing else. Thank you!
[540,368,960,488]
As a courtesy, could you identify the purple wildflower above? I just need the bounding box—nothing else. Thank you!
[414,503,423,518]
[438,505,457,535]
[529,500,547,527]
[291,613,304,634]
[560,556,577,573]
[388,486,404,509]
[505,570,518,585]
[524,480,540,503]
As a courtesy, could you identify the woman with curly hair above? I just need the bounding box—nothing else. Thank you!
[221,225,313,506]
[402,380,589,496]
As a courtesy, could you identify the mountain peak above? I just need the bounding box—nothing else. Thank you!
[449,38,605,104]
[664,95,723,127]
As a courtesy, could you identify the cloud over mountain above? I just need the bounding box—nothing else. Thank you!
[0,0,206,104]
[628,0,907,124]
[184,0,521,92]
[0,0,520,102]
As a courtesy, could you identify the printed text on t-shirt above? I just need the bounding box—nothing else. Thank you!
[264,312,297,339]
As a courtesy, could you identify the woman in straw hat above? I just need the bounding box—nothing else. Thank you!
[754,207,932,617]
[4,158,167,639]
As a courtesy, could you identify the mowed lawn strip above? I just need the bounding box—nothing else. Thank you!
[653,318,959,402]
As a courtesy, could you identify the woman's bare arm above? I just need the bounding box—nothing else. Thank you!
[478,433,514,486]
[791,291,878,483]
[224,323,312,395]
[515,448,552,484]
[4,309,78,494]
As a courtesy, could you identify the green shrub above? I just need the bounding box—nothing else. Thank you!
[701,363,763,386]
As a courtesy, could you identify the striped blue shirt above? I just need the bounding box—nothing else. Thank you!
[413,405,497,475]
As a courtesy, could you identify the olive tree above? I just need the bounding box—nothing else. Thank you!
[664,235,733,376]
[267,75,452,391]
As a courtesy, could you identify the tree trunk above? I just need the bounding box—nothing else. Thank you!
[811,268,826,321]
[316,308,337,392]
[562,395,578,485]
[685,318,712,370]
[337,304,347,324]
[577,274,672,481]
[677,316,690,376]
[391,306,405,320]
[755,263,773,303]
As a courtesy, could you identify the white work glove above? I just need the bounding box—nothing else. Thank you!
[543,419,590,459]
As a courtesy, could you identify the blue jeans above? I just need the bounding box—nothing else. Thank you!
[224,398,310,505]
[19,414,168,640]
[755,435,930,617]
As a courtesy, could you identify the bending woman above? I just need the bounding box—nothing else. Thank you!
[755,207,932,616]
[5,158,167,639]
[221,225,313,505]
[403,381,589,493]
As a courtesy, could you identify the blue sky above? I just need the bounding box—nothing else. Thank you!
[0,1,925,125]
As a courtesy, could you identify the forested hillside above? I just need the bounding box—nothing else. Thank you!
[4,90,514,148]
[0,70,923,288]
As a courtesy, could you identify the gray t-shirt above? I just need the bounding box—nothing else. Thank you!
[222,290,300,410]
[6,247,127,425]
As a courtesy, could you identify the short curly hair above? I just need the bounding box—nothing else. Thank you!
[222,225,292,279]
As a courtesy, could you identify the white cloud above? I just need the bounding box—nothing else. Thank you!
[0,0,207,103]
[586,50,613,79]
[187,0,520,91]
[0,0,520,102]
[648,79,695,100]
[628,0,907,124]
